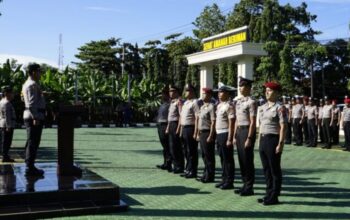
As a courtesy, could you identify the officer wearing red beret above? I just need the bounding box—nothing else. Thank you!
[257,82,287,205]
[303,96,310,146]
[330,99,341,146]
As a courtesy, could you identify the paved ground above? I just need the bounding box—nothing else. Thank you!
[8,128,350,220]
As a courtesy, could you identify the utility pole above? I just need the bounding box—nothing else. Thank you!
[310,61,314,98]
[58,33,64,70]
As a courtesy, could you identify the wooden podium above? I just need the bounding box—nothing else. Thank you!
[57,104,84,176]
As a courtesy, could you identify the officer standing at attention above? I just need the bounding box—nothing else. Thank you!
[307,97,318,147]
[330,100,341,145]
[292,96,304,146]
[233,77,257,196]
[318,99,324,144]
[258,82,287,206]
[0,86,16,162]
[156,87,172,172]
[303,96,310,146]
[195,88,216,183]
[166,85,184,173]
[282,96,292,144]
[322,97,333,149]
[340,98,350,152]
[179,84,199,178]
[215,85,235,190]
[22,63,46,176]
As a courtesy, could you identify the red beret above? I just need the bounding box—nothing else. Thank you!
[303,96,309,101]
[264,82,282,91]
[202,88,213,94]
[332,99,337,104]
[345,99,350,104]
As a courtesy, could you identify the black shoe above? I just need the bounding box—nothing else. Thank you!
[166,166,173,172]
[220,183,234,190]
[257,196,269,203]
[215,182,225,188]
[263,198,279,206]
[173,168,184,174]
[2,157,15,163]
[156,164,166,170]
[240,190,254,196]
[196,177,205,182]
[25,167,44,177]
[185,173,197,179]
[234,188,244,194]
[202,178,215,183]
[180,171,188,177]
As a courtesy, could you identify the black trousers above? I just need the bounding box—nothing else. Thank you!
[331,121,339,145]
[344,121,350,150]
[24,119,43,168]
[235,126,255,191]
[322,118,332,148]
[293,118,303,145]
[259,134,282,200]
[217,132,234,184]
[1,128,14,158]
[168,121,184,171]
[157,123,171,166]
[285,122,292,144]
[307,119,317,147]
[318,121,324,143]
[182,125,198,174]
[199,130,215,180]
[303,119,309,144]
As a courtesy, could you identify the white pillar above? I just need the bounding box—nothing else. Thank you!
[237,56,254,97]
[200,65,213,93]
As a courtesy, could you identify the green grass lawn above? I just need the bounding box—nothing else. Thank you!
[10,128,350,220]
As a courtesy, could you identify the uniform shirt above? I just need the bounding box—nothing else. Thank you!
[22,78,46,120]
[168,99,181,122]
[322,105,332,119]
[307,105,318,120]
[235,96,257,126]
[180,99,199,126]
[259,102,288,135]
[215,101,235,132]
[292,104,304,119]
[157,102,170,123]
[198,102,215,131]
[0,99,16,128]
[343,106,350,122]
[318,106,323,119]
[332,107,340,121]
[284,103,291,119]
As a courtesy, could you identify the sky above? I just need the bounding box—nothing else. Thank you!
[0,0,349,67]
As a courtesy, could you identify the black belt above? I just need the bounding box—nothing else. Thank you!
[25,108,45,113]
[199,129,210,132]
[158,122,167,125]
[183,125,195,128]
[237,125,249,129]
[260,133,279,137]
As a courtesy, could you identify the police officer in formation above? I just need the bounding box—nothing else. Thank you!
[318,99,324,144]
[166,85,184,173]
[0,86,16,163]
[282,96,292,144]
[322,97,333,149]
[341,98,350,151]
[302,96,310,145]
[258,82,287,205]
[292,96,304,146]
[179,84,200,178]
[215,85,235,190]
[307,97,318,147]
[331,100,341,145]
[233,77,256,196]
[22,63,46,176]
[195,88,216,183]
[155,87,172,171]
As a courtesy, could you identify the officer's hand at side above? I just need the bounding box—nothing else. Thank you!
[33,120,39,126]
[232,138,236,146]
[196,135,200,142]
[226,140,233,148]
[244,139,252,148]
[165,128,169,134]
[206,135,213,143]
[276,144,283,154]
